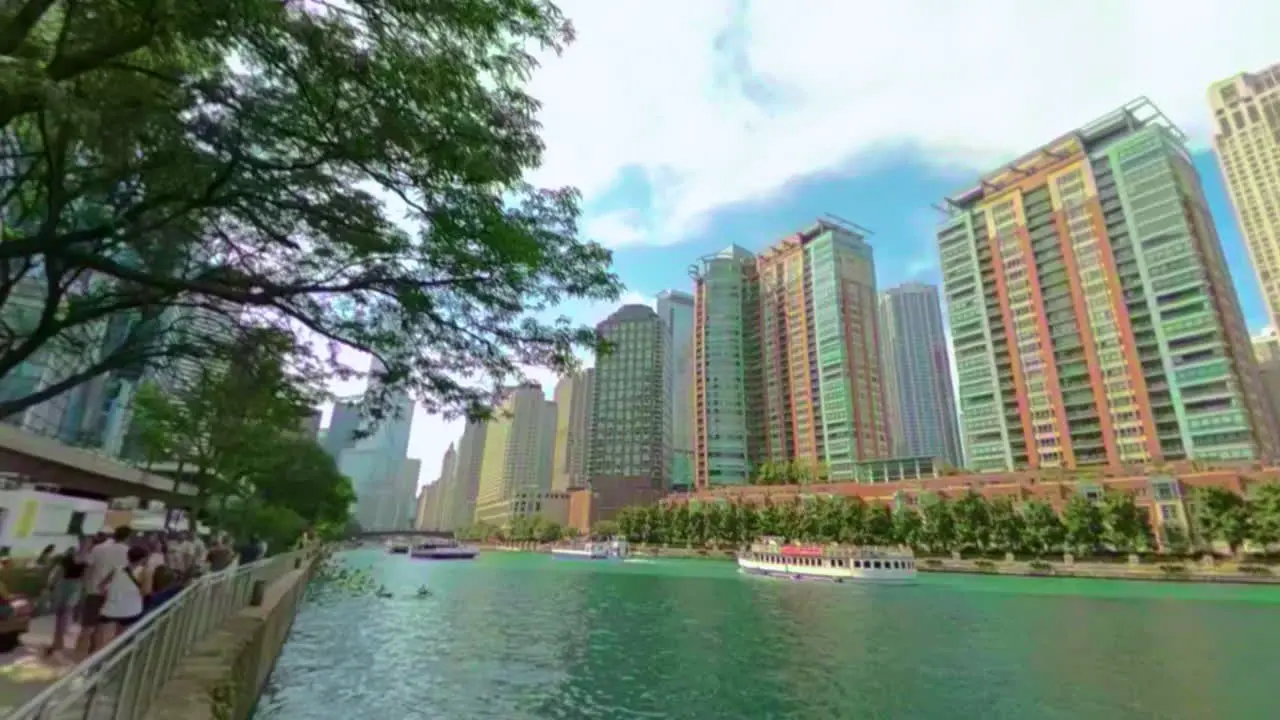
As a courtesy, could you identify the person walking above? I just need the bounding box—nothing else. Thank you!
[98,546,148,645]
[73,526,132,660]
[44,537,90,658]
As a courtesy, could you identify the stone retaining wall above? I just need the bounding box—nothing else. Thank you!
[144,555,317,720]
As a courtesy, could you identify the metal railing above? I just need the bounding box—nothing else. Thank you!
[8,549,314,720]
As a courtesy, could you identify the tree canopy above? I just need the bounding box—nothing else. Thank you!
[0,0,618,423]
[130,329,355,547]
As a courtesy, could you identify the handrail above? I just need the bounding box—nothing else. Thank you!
[7,548,314,720]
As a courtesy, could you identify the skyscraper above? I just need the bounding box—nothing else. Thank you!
[552,369,595,491]
[338,394,416,530]
[447,420,487,530]
[474,384,555,525]
[755,219,891,480]
[880,283,964,466]
[587,304,668,518]
[657,290,696,491]
[692,245,764,487]
[1209,63,1280,332]
[938,98,1275,472]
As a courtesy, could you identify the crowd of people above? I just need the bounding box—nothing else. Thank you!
[26,527,270,662]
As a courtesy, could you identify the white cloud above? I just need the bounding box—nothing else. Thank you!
[530,0,1280,246]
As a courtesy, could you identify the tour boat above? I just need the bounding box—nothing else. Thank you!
[737,537,917,584]
[551,538,629,560]
[409,541,479,560]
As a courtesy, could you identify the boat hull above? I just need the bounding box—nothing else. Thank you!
[737,558,915,584]
[410,547,479,560]
[551,549,624,560]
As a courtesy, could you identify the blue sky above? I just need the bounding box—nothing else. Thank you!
[392,0,1280,485]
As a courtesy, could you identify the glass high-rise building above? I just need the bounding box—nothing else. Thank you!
[656,290,695,491]
[880,283,963,466]
[1209,63,1280,333]
[755,220,891,481]
[691,221,892,487]
[588,305,668,487]
[692,246,764,487]
[939,99,1275,472]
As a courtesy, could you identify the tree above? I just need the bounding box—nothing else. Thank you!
[1100,492,1154,554]
[866,504,895,545]
[130,329,353,546]
[918,496,956,554]
[951,491,991,554]
[1195,487,1252,556]
[892,506,923,548]
[1248,484,1280,549]
[987,497,1025,555]
[1022,501,1065,557]
[592,520,620,540]
[1061,496,1104,556]
[0,0,618,423]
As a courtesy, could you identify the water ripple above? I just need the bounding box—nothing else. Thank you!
[254,550,1280,720]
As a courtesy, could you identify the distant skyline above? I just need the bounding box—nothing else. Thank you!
[321,5,1279,488]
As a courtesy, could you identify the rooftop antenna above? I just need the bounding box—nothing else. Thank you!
[822,213,875,237]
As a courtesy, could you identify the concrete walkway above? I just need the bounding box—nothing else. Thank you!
[0,616,82,714]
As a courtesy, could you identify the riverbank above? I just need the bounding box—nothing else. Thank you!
[480,543,1280,585]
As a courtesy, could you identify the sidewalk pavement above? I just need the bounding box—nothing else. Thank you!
[0,616,80,714]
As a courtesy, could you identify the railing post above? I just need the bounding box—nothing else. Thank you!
[249,579,267,607]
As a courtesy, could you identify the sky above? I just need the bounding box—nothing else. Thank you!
[330,0,1280,490]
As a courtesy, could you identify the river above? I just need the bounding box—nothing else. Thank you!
[253,549,1279,720]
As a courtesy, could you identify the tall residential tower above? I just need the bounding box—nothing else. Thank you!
[755,220,891,480]
[692,246,763,487]
[880,283,963,466]
[938,99,1275,472]
[1209,63,1280,332]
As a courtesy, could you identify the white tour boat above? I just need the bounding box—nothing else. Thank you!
[737,537,917,584]
[551,538,629,560]
[410,540,479,560]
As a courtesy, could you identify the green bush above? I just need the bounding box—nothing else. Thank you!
[1159,564,1188,575]
[974,559,997,572]
[924,558,943,567]
[1028,560,1053,572]
[1237,564,1273,576]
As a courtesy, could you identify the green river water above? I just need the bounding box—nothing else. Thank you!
[253,549,1280,720]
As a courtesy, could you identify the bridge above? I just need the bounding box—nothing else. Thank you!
[356,529,454,539]
[0,423,198,503]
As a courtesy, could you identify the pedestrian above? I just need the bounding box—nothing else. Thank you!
[44,536,90,658]
[98,546,148,645]
[73,526,132,661]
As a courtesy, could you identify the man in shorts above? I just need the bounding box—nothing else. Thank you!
[74,525,132,660]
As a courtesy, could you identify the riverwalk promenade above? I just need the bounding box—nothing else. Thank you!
[1,548,320,719]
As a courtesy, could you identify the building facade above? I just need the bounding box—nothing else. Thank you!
[1253,330,1280,447]
[755,220,891,480]
[587,305,669,518]
[1210,63,1280,332]
[551,369,595,491]
[692,246,764,487]
[657,290,696,491]
[447,420,487,529]
[880,283,964,466]
[474,385,555,525]
[338,395,416,530]
[939,99,1276,473]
